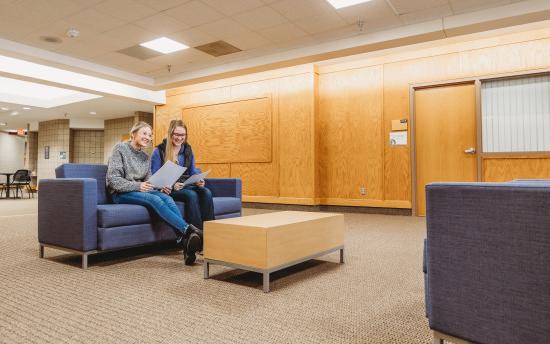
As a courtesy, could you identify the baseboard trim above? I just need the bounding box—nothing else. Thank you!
[242,203,412,216]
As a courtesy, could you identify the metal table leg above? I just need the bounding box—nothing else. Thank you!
[203,261,210,279]
[263,271,270,293]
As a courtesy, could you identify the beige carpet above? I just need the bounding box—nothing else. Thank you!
[0,200,432,343]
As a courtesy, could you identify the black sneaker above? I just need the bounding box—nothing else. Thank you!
[183,232,201,265]
[187,224,203,241]
[187,224,203,251]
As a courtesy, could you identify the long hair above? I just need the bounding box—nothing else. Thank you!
[165,120,187,164]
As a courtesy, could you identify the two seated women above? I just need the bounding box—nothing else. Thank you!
[106,120,214,265]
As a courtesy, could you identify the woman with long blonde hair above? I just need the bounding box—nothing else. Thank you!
[151,119,214,234]
[106,121,202,265]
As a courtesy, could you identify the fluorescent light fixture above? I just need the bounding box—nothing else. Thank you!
[0,107,8,111]
[89,111,96,115]
[22,107,31,110]
[0,76,101,108]
[326,0,373,9]
[0,122,6,126]
[140,37,188,54]
[10,111,19,116]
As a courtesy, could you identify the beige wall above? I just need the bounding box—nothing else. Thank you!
[70,129,104,164]
[103,117,134,163]
[104,113,153,163]
[0,132,25,184]
[37,119,70,180]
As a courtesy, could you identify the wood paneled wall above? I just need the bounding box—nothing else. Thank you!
[157,65,317,204]
[156,26,550,208]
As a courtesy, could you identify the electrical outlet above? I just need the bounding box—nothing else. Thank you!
[359,186,367,196]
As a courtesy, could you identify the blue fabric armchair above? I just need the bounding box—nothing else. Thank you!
[424,181,550,344]
[38,164,242,268]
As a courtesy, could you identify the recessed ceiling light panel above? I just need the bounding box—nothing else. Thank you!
[326,0,373,9]
[139,37,189,54]
[0,76,101,108]
[0,122,6,126]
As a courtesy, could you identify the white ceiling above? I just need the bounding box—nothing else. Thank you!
[0,0,530,81]
[0,97,153,131]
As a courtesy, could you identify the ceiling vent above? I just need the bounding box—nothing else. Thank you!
[194,40,241,57]
[40,36,62,44]
[117,45,164,60]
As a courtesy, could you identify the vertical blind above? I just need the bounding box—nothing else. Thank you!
[481,75,550,152]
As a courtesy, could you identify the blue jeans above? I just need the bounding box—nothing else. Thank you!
[111,190,189,236]
[171,186,214,229]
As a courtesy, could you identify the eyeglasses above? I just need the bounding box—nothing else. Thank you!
[172,133,186,138]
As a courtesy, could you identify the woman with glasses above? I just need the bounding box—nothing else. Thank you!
[151,119,214,234]
[106,121,202,265]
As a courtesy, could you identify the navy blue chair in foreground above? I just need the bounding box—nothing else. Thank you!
[38,164,242,269]
[424,181,550,344]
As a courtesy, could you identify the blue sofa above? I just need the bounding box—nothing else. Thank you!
[38,164,242,269]
[424,181,550,344]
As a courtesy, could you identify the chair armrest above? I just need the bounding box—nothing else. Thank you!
[205,178,242,200]
[425,182,550,344]
[38,178,98,252]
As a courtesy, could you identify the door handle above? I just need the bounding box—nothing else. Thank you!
[464,147,476,154]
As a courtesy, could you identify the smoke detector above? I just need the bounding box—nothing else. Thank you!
[66,28,80,38]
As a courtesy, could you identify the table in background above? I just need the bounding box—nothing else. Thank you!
[0,173,14,199]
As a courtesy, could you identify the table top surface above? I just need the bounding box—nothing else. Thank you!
[208,211,343,228]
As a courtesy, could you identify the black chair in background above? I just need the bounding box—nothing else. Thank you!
[11,169,32,199]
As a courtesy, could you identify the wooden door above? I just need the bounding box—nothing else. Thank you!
[415,83,477,216]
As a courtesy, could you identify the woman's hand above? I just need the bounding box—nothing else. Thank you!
[195,180,205,187]
[173,182,184,191]
[139,181,154,192]
[160,186,172,194]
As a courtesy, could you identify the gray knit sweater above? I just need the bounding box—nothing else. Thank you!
[106,142,151,194]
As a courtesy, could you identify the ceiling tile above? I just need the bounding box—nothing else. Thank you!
[134,13,190,34]
[449,0,512,14]
[167,1,224,27]
[63,8,125,34]
[54,41,107,59]
[294,12,347,34]
[94,0,157,22]
[398,4,452,25]
[168,28,218,47]
[336,0,400,25]
[92,52,144,67]
[0,17,48,41]
[197,19,251,39]
[101,24,159,47]
[201,0,264,16]
[386,0,448,14]
[225,31,271,50]
[269,0,336,21]
[232,6,288,30]
[147,48,216,66]
[134,0,192,11]
[259,23,308,43]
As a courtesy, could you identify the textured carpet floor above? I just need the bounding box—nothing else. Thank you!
[0,200,432,343]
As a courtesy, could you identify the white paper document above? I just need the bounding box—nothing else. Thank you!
[148,161,186,188]
[182,170,210,187]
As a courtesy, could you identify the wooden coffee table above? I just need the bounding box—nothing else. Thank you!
[203,211,345,292]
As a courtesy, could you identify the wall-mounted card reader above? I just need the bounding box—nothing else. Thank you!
[391,119,408,131]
